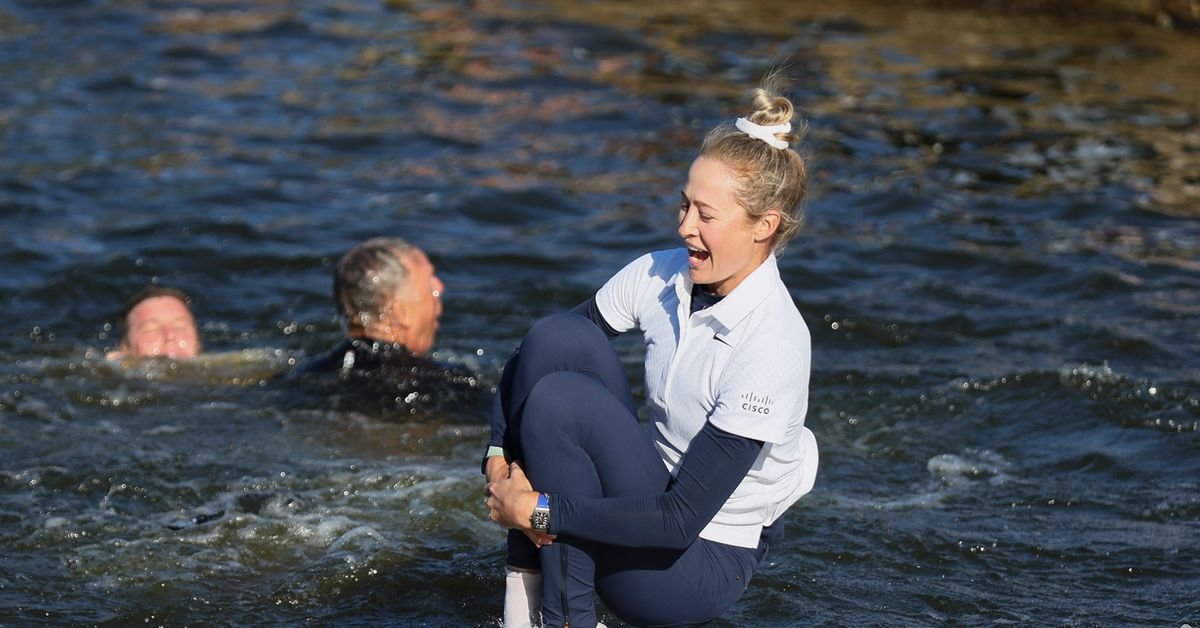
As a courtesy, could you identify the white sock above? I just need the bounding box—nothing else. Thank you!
[503,567,542,627]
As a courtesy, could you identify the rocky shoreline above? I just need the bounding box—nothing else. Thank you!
[934,0,1199,29]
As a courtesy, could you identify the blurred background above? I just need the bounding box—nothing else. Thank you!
[1,0,1197,625]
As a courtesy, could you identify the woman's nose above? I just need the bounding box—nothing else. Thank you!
[677,207,698,239]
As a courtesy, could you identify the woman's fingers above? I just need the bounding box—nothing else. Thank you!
[506,463,533,491]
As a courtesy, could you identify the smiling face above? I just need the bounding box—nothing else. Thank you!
[119,296,200,359]
[678,156,779,296]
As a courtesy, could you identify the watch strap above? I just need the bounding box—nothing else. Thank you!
[530,492,551,532]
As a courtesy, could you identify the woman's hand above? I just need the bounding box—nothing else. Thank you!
[485,462,555,547]
[484,455,510,485]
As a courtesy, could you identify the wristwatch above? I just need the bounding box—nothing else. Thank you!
[530,492,551,532]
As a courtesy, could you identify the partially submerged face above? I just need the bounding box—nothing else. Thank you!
[117,295,201,359]
[391,248,444,355]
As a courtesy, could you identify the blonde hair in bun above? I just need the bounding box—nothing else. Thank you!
[700,75,809,253]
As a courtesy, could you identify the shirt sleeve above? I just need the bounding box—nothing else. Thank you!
[593,252,657,334]
[548,421,764,549]
[709,333,809,444]
[483,348,520,473]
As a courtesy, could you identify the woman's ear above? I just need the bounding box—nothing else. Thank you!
[754,209,782,243]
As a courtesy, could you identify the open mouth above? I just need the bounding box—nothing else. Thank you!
[687,247,710,263]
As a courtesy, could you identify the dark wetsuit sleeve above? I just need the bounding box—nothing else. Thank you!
[549,421,764,549]
[569,297,620,339]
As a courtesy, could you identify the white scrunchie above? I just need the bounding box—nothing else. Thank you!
[735,117,791,149]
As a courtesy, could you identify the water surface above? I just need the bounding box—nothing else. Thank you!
[1,0,1198,625]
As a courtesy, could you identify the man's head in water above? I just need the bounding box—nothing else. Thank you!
[333,237,444,354]
[108,286,202,360]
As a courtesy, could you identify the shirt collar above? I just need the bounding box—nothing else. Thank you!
[677,253,781,334]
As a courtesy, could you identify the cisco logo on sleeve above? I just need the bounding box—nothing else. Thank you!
[740,392,774,416]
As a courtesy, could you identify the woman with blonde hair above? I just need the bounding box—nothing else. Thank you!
[485,78,819,627]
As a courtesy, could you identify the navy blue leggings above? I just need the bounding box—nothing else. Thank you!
[496,313,758,627]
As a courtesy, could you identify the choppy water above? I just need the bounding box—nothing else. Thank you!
[2,0,1198,625]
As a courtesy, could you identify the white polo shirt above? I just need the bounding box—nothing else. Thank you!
[595,248,819,549]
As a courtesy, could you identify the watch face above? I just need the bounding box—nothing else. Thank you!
[530,510,550,531]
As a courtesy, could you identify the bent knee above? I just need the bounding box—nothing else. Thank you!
[523,313,604,357]
[521,371,606,433]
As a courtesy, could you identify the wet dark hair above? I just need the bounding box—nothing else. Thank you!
[120,285,194,324]
[333,237,414,328]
